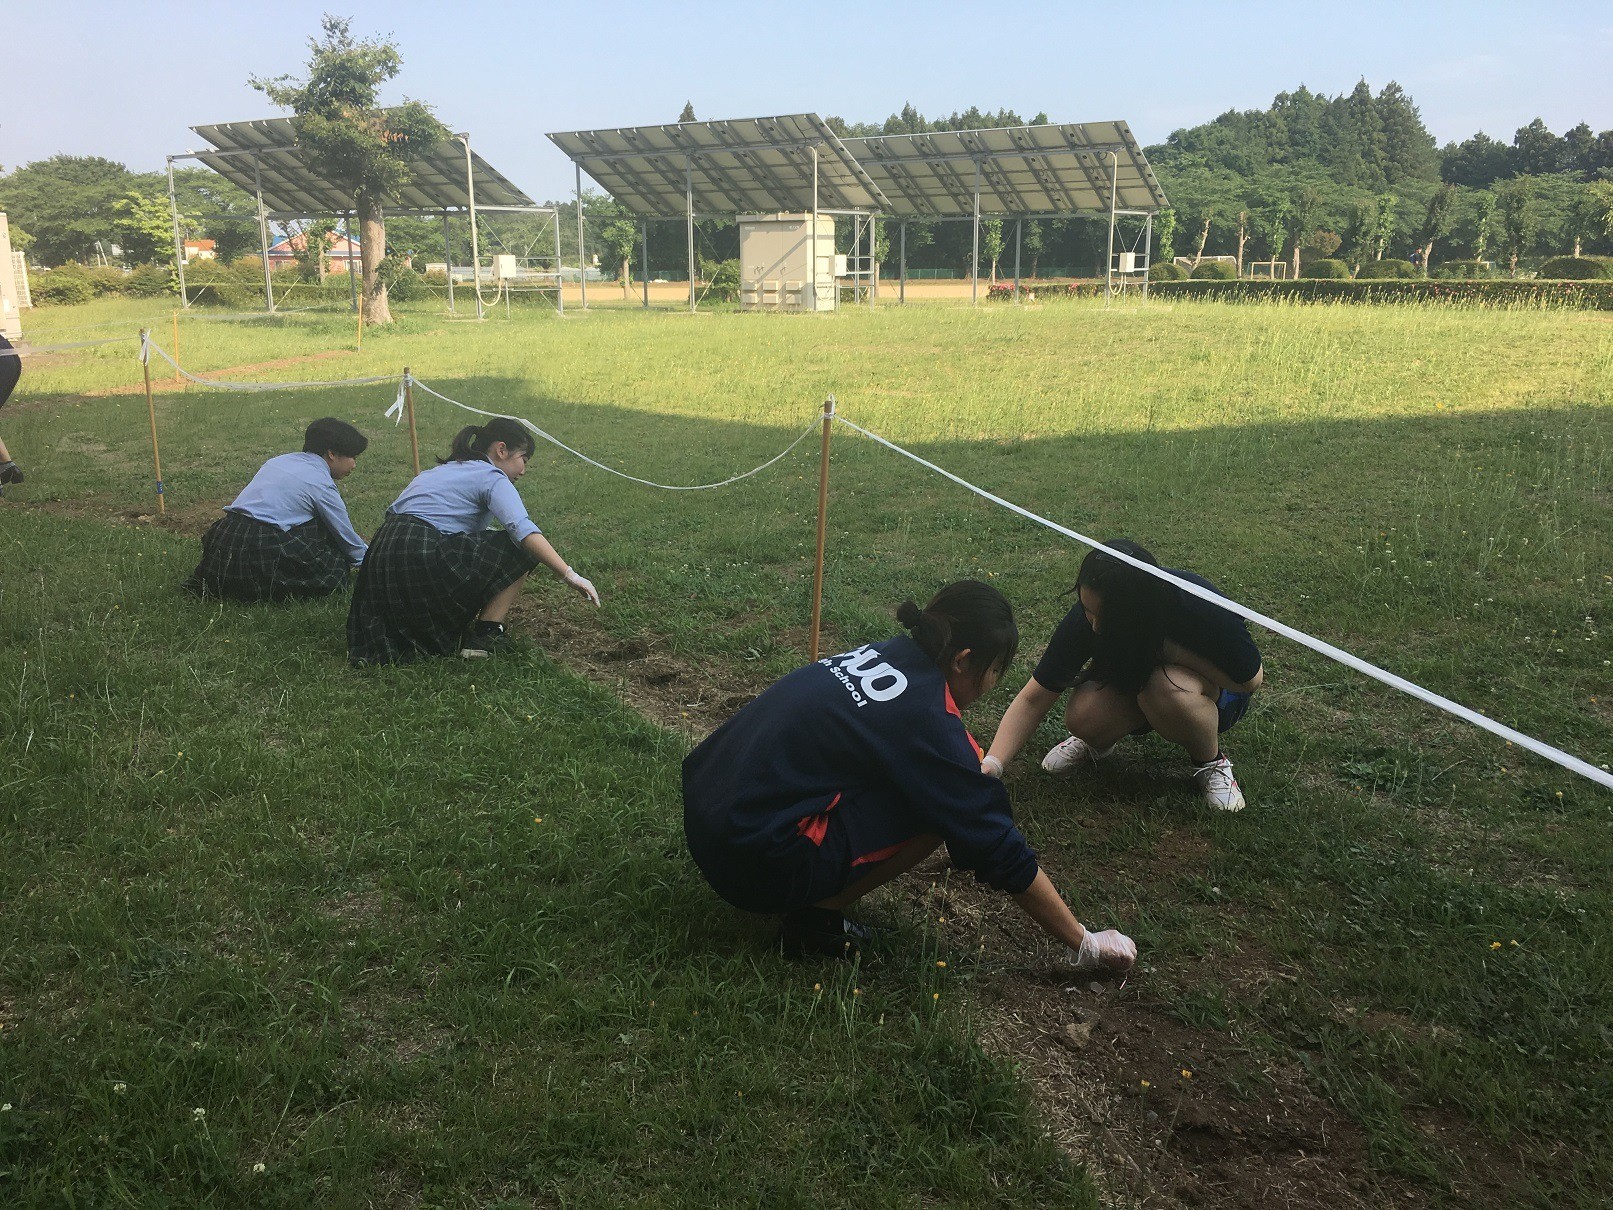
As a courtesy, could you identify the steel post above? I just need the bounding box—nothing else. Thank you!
[166,157,189,309]
[251,155,274,313]
[575,162,587,311]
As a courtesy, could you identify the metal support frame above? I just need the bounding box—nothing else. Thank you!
[344,215,359,311]
[971,159,981,305]
[443,213,455,313]
[251,154,275,312]
[552,208,565,315]
[1143,212,1153,301]
[1014,218,1022,302]
[899,221,906,304]
[810,146,820,312]
[641,221,650,309]
[461,134,484,321]
[1104,151,1118,304]
[166,157,190,309]
[575,162,587,311]
[870,215,879,303]
[685,156,697,313]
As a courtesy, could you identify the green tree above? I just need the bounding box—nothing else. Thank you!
[1286,185,1322,277]
[980,219,1004,282]
[678,102,697,123]
[1417,184,1457,273]
[1372,193,1398,259]
[1152,209,1176,263]
[591,196,640,296]
[1471,191,1498,264]
[252,16,447,324]
[1494,178,1539,274]
[112,191,180,265]
[0,155,137,264]
[1344,196,1379,270]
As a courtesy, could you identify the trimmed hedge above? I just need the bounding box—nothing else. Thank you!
[1432,260,1494,280]
[1538,256,1613,280]
[1302,259,1350,280]
[1148,261,1188,281]
[1149,279,1613,309]
[1355,259,1417,280]
[1191,261,1238,280]
[31,270,94,306]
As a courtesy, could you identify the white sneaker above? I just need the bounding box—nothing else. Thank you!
[1041,735,1116,774]
[1194,755,1246,812]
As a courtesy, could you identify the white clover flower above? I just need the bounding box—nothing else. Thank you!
[192,1107,206,1121]
[252,1162,267,1175]
[112,1082,127,1095]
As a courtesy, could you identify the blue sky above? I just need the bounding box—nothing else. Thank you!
[4,0,1610,201]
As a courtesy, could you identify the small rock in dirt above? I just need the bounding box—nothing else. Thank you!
[1089,981,1106,994]
[1056,1021,1092,1050]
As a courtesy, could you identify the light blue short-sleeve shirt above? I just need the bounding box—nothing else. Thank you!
[226,451,368,565]
[387,460,541,545]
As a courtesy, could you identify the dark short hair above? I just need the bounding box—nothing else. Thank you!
[896,580,1019,676]
[303,417,368,458]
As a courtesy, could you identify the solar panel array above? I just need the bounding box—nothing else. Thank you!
[546,114,886,218]
[843,121,1167,218]
[189,116,537,216]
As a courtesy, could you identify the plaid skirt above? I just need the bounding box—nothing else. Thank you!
[346,514,539,665]
[0,333,20,407]
[184,512,350,602]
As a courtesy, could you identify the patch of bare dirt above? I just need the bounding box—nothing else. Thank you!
[77,348,363,397]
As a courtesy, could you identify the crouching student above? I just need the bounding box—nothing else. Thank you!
[347,418,599,666]
[185,417,369,602]
[983,540,1264,811]
[682,580,1138,971]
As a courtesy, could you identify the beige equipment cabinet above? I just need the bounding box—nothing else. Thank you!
[0,214,22,340]
[738,213,836,312]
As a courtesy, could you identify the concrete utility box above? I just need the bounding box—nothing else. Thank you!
[0,214,22,340]
[738,213,836,312]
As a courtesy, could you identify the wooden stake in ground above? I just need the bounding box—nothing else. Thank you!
[172,311,182,386]
[809,394,836,662]
[139,329,166,515]
[357,304,364,353]
[403,368,420,477]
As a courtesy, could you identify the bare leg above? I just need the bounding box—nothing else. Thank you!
[478,574,529,624]
[0,434,11,462]
[1137,664,1220,764]
[816,833,943,910]
[1064,679,1148,748]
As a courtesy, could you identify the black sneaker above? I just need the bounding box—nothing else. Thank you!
[459,620,508,659]
[0,461,21,488]
[779,907,882,960]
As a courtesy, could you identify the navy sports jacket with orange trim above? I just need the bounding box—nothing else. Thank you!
[682,635,1039,894]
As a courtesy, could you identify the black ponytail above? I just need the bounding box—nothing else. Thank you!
[898,580,1018,677]
[439,418,535,464]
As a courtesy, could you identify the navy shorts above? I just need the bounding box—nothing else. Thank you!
[685,786,923,915]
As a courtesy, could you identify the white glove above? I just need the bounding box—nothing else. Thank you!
[980,754,1004,778]
[563,568,600,606]
[1067,928,1137,973]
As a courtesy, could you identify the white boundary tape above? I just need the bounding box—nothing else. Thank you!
[836,415,1613,794]
[405,375,817,492]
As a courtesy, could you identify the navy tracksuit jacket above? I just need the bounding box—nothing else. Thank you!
[682,635,1040,912]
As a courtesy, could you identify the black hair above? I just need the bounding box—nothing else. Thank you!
[1072,539,1168,694]
[895,580,1019,679]
[439,418,535,464]
[303,417,368,458]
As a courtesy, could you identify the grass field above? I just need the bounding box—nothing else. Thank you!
[2,293,1611,1206]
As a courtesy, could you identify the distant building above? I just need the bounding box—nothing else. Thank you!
[182,239,217,263]
[266,232,361,275]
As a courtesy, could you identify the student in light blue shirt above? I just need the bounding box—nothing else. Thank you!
[185,418,370,602]
[347,417,599,665]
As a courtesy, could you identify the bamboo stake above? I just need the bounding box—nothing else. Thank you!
[140,330,166,515]
[403,368,421,477]
[809,394,836,662]
[357,300,364,352]
[172,310,182,386]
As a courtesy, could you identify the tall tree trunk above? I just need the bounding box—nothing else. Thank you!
[357,192,392,326]
[1236,211,1248,275]
[1291,244,1301,280]
[1574,235,1582,257]
[1422,240,1436,276]
[1192,216,1211,267]
[621,256,631,299]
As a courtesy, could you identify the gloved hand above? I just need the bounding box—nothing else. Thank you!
[1067,928,1137,973]
[980,754,1004,778]
[563,568,601,606]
